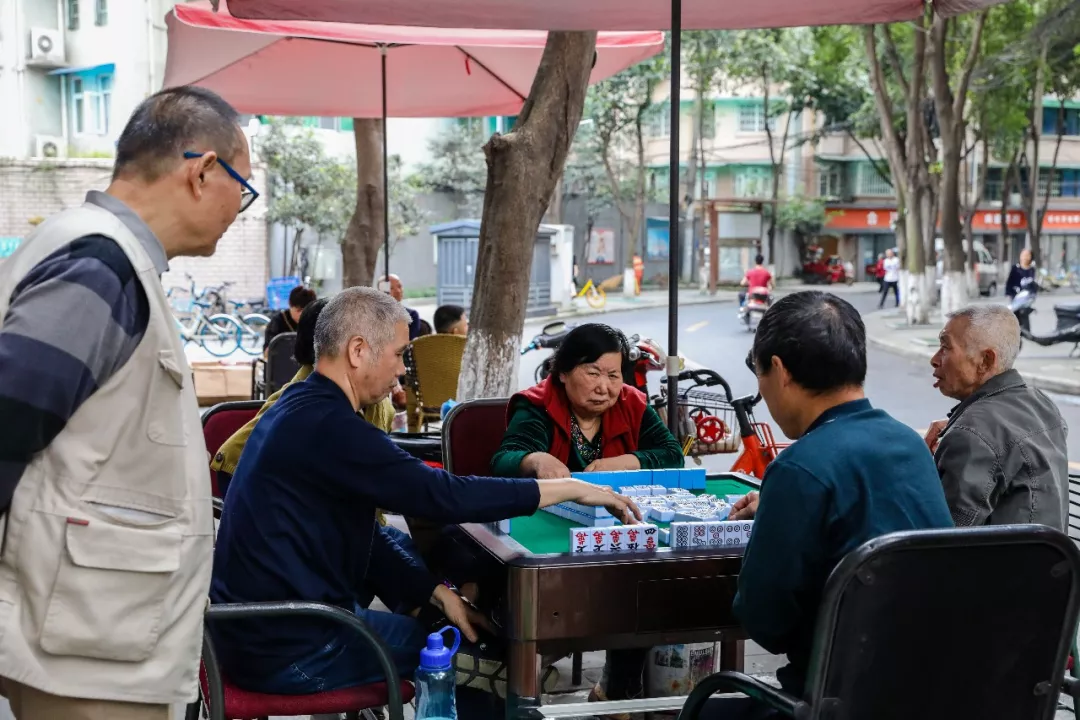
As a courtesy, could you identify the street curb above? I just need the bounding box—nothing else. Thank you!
[547,294,733,321]
[866,315,1080,397]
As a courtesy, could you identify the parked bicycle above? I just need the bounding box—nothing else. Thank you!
[174,301,248,357]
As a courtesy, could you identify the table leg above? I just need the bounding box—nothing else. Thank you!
[507,640,540,720]
[719,640,744,672]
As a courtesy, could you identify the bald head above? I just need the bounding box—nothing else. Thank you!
[931,304,1021,400]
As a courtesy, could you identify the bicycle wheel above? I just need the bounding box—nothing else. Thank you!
[200,314,243,357]
[585,285,606,309]
[237,313,270,355]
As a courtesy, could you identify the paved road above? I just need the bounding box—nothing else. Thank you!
[516,289,1080,468]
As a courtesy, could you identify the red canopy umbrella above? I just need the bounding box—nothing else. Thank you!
[218,0,1007,29]
[209,0,1008,433]
[163,0,664,279]
[164,2,664,117]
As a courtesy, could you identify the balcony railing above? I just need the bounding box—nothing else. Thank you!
[985,179,1080,202]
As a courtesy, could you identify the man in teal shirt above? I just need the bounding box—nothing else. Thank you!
[710,291,953,719]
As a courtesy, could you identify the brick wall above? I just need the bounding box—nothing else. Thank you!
[0,159,269,299]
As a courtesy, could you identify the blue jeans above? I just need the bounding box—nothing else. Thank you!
[263,607,428,693]
[359,525,421,611]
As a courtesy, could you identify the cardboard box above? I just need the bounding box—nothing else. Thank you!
[192,360,253,406]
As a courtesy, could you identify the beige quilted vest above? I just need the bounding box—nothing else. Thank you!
[0,202,214,704]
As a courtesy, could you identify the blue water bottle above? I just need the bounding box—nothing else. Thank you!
[440,399,459,420]
[415,626,461,720]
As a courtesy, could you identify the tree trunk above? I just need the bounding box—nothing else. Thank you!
[341,118,385,288]
[457,32,598,401]
[1027,39,1048,265]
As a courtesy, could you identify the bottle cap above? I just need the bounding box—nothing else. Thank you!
[419,626,461,671]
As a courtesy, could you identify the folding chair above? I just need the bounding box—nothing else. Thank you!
[193,601,414,720]
[679,525,1080,720]
[201,400,264,502]
[251,331,299,401]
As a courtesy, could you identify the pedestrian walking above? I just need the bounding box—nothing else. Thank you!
[0,86,252,718]
[879,248,901,308]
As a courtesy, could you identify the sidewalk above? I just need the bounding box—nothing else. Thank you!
[414,287,738,326]
[865,291,1080,395]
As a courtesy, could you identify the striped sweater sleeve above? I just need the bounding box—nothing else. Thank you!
[0,235,150,511]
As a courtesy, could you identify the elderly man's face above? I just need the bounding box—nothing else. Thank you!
[931,317,990,401]
[346,320,410,406]
[387,277,404,302]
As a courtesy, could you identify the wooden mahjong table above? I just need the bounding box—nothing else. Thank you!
[458,473,761,720]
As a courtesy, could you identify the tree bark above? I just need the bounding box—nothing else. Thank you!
[930,11,986,314]
[341,118,385,288]
[1026,39,1048,265]
[457,32,598,401]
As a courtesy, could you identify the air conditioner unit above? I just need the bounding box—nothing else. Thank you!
[27,28,66,68]
[34,135,67,159]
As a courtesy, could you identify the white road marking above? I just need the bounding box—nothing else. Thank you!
[687,320,709,333]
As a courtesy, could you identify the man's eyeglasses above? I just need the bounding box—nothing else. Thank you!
[745,350,757,376]
[183,151,259,213]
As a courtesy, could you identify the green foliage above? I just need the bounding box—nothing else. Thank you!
[412,121,488,216]
[775,195,829,236]
[260,118,424,256]
[260,118,354,244]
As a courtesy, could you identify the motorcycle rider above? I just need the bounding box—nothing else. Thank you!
[1005,248,1037,300]
[739,254,774,308]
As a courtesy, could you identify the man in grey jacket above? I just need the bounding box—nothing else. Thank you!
[925,304,1068,528]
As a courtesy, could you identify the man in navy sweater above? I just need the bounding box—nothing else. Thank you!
[708,291,953,719]
[210,286,640,697]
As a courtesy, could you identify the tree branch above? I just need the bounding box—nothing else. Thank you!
[953,10,988,122]
[882,25,912,102]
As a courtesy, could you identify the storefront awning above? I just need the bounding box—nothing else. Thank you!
[48,63,115,76]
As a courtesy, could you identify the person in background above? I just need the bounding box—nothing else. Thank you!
[878,248,900,308]
[874,253,886,289]
[381,273,424,340]
[492,323,685,714]
[712,292,952,720]
[434,304,469,335]
[738,254,774,307]
[925,304,1068,528]
[264,285,316,351]
[1005,248,1037,299]
[0,86,251,719]
[212,298,395,497]
[211,288,640,719]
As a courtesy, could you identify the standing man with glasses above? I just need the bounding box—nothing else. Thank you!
[0,86,253,719]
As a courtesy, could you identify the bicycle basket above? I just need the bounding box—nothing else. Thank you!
[655,386,741,456]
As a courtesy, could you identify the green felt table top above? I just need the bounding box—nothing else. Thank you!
[507,478,757,555]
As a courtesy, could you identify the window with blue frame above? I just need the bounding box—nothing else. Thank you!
[1042,107,1080,136]
[71,72,113,136]
[1061,170,1080,198]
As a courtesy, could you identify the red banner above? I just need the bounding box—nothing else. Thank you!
[969,210,1027,232]
[1042,212,1080,232]
[824,208,898,231]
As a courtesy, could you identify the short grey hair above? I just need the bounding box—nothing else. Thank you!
[947,304,1021,371]
[313,286,411,359]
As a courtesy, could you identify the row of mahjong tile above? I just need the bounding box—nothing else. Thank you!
[571,467,706,490]
[569,524,659,553]
[634,492,747,524]
[568,519,754,553]
[665,520,754,549]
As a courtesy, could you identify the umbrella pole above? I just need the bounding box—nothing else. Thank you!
[382,46,391,286]
[666,0,682,436]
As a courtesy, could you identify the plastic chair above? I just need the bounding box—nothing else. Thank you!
[202,400,264,501]
[404,334,466,432]
[193,601,414,720]
[679,525,1080,720]
[251,331,299,401]
[441,398,511,476]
